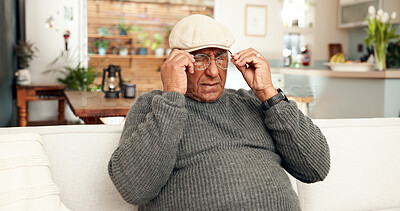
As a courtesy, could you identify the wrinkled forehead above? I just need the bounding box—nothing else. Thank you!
[191,47,227,55]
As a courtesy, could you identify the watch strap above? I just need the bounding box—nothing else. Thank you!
[261,88,288,111]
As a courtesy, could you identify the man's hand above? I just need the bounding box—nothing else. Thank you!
[161,49,195,95]
[231,48,278,102]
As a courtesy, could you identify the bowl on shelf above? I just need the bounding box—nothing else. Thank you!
[324,62,374,72]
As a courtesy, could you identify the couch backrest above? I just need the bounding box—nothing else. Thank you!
[0,125,137,211]
[298,118,400,211]
[2,118,400,211]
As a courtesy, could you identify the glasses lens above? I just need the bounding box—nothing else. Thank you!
[216,52,229,70]
[193,54,209,71]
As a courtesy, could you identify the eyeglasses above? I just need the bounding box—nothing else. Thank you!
[192,51,231,71]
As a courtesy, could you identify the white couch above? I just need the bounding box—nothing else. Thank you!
[1,118,400,211]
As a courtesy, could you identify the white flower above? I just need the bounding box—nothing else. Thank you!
[377,9,383,16]
[391,12,397,20]
[381,12,389,23]
[376,14,381,21]
[368,6,376,16]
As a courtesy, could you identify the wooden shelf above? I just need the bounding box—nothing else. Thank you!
[89,54,167,59]
[88,34,135,39]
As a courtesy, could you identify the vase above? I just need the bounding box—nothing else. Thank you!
[98,47,106,56]
[119,48,128,56]
[154,48,164,56]
[138,48,148,55]
[374,42,387,71]
[15,69,31,85]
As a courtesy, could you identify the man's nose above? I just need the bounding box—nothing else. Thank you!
[205,60,219,77]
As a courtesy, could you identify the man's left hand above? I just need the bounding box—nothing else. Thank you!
[231,48,278,102]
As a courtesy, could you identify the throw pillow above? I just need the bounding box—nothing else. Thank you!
[0,133,70,211]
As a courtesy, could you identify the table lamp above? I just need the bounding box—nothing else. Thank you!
[102,64,122,98]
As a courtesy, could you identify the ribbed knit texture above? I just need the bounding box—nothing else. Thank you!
[108,89,330,210]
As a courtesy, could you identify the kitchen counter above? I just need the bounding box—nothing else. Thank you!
[271,68,400,79]
[271,67,400,119]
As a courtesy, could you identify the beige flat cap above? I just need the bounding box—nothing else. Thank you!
[169,14,235,52]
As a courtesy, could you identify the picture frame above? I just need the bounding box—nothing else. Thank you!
[245,5,267,37]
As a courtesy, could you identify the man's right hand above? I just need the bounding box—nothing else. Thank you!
[160,49,195,95]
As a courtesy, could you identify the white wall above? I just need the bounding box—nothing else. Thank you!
[215,0,285,60]
[26,0,86,122]
[215,0,349,61]
[313,0,348,60]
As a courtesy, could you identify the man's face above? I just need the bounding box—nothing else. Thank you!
[186,48,228,103]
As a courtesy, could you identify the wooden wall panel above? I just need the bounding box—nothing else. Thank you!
[87,0,213,93]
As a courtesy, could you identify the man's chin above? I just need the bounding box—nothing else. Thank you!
[197,90,224,103]
[187,90,223,103]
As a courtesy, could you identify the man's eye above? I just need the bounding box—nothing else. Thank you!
[217,55,228,60]
[216,53,228,58]
[194,55,207,61]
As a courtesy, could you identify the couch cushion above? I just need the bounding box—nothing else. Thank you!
[0,125,137,211]
[0,133,70,211]
[297,118,400,211]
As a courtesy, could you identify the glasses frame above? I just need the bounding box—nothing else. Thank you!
[191,50,232,71]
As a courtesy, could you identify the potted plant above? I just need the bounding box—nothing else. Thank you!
[43,50,99,91]
[151,33,164,56]
[364,6,399,71]
[93,40,110,56]
[119,46,128,56]
[137,32,151,55]
[114,18,141,35]
[164,25,173,56]
[58,64,98,91]
[97,27,110,36]
[14,40,39,85]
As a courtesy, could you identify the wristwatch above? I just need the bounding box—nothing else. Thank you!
[260,88,289,111]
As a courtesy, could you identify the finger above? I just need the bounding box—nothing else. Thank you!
[169,53,195,68]
[234,50,261,65]
[231,58,251,75]
[236,54,263,68]
[187,61,194,74]
[165,49,181,62]
[173,57,194,75]
[174,56,194,74]
[239,50,263,61]
[231,48,256,60]
[167,49,195,63]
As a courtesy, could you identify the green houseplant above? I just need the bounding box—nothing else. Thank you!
[152,33,164,56]
[15,40,38,69]
[364,6,399,71]
[43,50,99,91]
[137,32,151,55]
[151,33,163,50]
[14,40,39,85]
[114,17,141,35]
[164,25,173,55]
[97,27,110,36]
[58,63,98,91]
[93,39,110,55]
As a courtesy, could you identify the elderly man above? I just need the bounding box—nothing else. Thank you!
[108,14,330,210]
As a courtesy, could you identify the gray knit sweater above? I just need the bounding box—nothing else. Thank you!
[108,89,330,210]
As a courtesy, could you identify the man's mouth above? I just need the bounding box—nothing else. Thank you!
[201,82,219,86]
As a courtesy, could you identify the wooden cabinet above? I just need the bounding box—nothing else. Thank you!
[339,0,400,28]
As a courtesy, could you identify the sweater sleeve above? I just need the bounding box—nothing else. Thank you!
[264,100,330,183]
[108,91,188,205]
